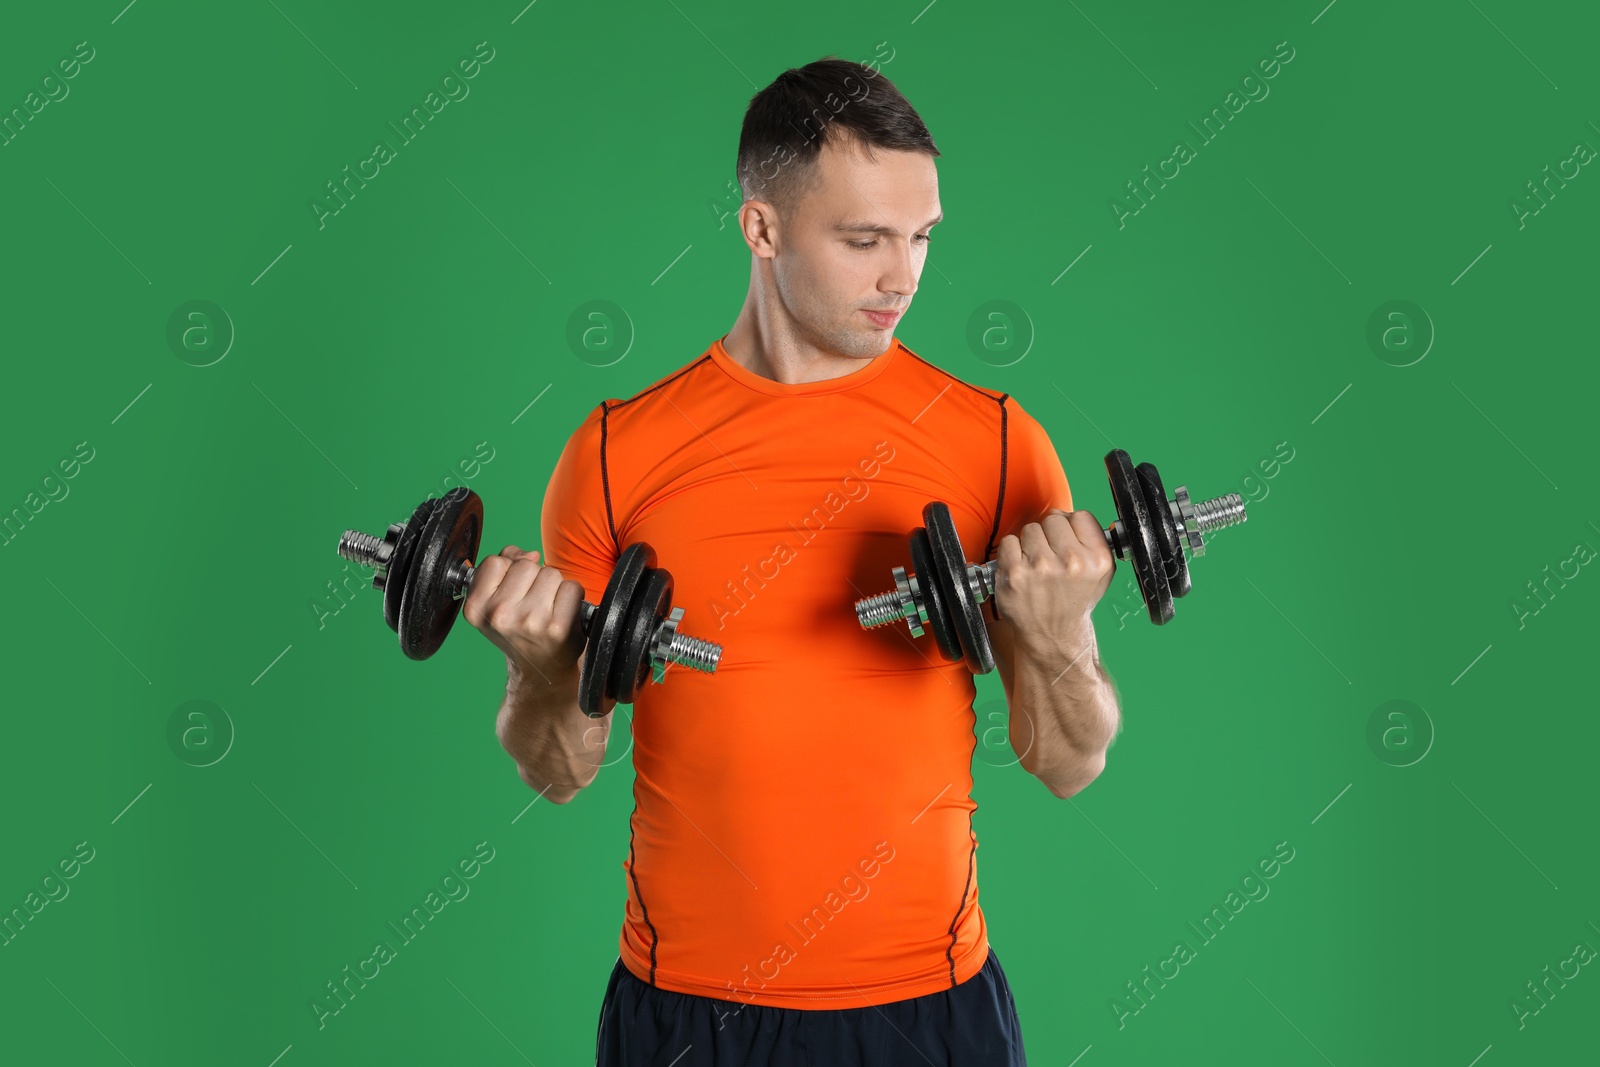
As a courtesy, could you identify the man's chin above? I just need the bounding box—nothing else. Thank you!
[843,333,893,359]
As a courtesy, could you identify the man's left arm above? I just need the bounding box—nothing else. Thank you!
[986,509,1123,799]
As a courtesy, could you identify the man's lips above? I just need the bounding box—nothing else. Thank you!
[862,309,901,327]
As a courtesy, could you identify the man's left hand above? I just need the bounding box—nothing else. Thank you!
[991,509,1116,651]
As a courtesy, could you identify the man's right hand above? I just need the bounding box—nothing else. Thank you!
[461,545,588,683]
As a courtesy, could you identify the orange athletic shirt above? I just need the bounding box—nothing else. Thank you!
[540,333,1073,1009]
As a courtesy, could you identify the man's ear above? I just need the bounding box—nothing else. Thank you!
[739,199,781,258]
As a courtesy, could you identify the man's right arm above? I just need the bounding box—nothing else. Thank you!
[495,657,617,804]
[481,402,620,803]
[461,542,619,805]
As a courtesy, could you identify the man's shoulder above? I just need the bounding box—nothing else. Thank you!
[891,339,1062,465]
[603,348,718,412]
[892,336,1012,409]
[557,348,719,446]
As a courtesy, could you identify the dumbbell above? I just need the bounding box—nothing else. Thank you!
[853,449,1247,674]
[336,486,722,716]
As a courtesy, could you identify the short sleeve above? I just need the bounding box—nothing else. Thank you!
[987,396,1074,559]
[540,403,619,604]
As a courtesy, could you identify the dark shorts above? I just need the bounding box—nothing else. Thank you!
[595,947,1027,1066]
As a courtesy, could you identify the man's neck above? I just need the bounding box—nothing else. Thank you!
[722,310,889,386]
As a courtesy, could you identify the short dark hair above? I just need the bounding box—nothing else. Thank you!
[736,56,940,219]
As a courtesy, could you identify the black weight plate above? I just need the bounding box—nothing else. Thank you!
[612,568,673,704]
[383,498,438,635]
[1105,450,1173,625]
[922,501,994,674]
[580,542,654,717]
[1136,461,1191,599]
[399,487,484,660]
[908,527,961,663]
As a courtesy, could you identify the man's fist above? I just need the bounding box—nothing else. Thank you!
[461,545,588,682]
[991,509,1115,651]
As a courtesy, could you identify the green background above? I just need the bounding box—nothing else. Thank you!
[2,0,1595,1063]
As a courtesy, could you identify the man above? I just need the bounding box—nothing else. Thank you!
[463,56,1121,1066]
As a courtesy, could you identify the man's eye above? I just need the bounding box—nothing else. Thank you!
[847,235,932,250]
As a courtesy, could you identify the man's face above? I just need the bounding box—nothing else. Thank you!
[765,137,940,360]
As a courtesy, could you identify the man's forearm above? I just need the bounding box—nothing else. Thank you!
[495,665,611,803]
[1009,621,1120,798]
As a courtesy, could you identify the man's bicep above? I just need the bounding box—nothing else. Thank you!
[539,404,619,604]
[540,506,615,604]
[993,398,1074,551]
